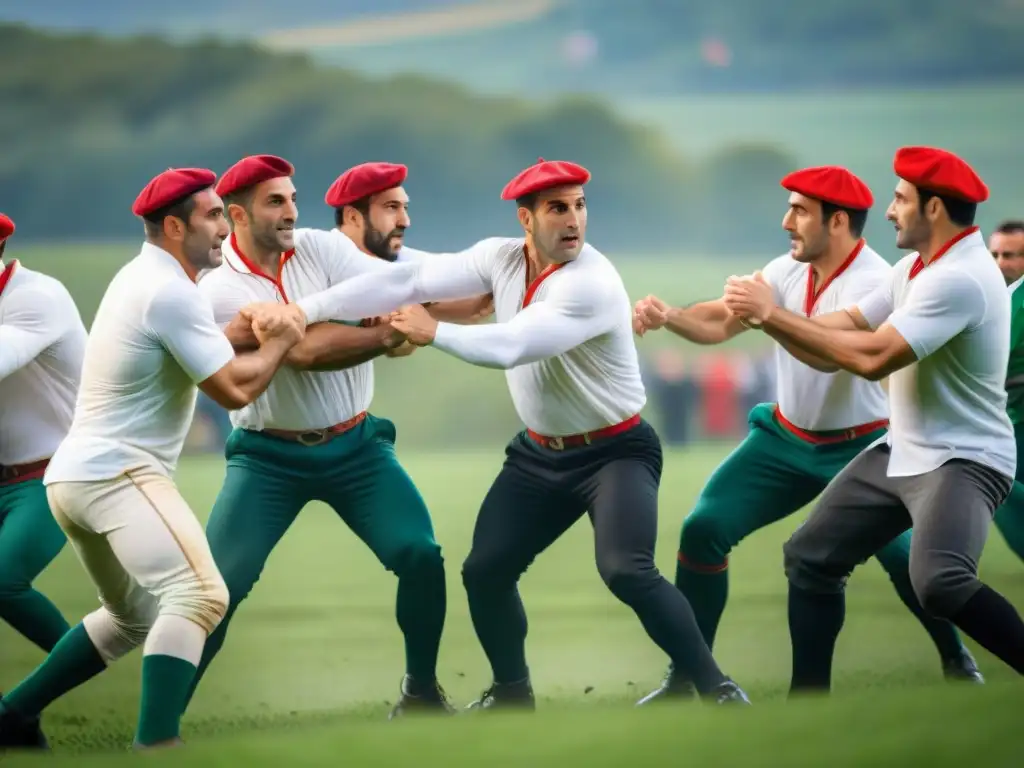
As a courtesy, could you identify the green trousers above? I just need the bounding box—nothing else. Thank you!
[0,478,71,653]
[675,402,966,661]
[186,414,446,705]
[993,421,1024,561]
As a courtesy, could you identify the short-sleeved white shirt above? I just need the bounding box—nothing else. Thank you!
[298,238,647,436]
[199,228,393,431]
[855,227,1015,478]
[0,262,87,465]
[45,243,236,483]
[759,241,891,431]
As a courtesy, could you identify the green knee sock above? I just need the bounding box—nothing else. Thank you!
[135,655,198,746]
[396,560,447,683]
[1,623,107,716]
[674,557,728,650]
[994,483,1024,563]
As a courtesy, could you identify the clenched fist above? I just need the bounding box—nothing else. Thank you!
[633,295,670,337]
[389,304,439,346]
[241,302,307,346]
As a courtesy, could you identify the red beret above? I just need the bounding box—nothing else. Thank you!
[893,146,989,204]
[216,154,294,198]
[132,168,217,218]
[500,158,591,201]
[325,162,408,208]
[0,214,14,243]
[780,165,873,210]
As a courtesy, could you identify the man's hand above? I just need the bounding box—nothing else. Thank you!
[385,340,418,358]
[224,312,259,350]
[723,272,775,324]
[633,295,670,336]
[241,302,306,346]
[389,304,439,346]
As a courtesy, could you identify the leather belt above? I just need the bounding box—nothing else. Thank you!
[527,414,641,451]
[261,411,367,446]
[0,458,50,486]
[775,407,888,445]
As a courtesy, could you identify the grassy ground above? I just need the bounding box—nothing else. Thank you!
[3,447,1024,764]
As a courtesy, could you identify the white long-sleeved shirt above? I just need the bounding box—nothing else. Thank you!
[0,261,87,465]
[298,237,647,436]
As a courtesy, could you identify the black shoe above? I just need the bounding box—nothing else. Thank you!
[943,648,984,684]
[703,679,751,705]
[635,664,697,706]
[465,679,536,712]
[388,675,457,720]
[0,700,49,751]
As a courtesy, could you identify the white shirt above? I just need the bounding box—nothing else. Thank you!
[297,237,647,436]
[198,228,383,431]
[761,241,890,431]
[45,244,236,483]
[856,228,1015,478]
[0,262,87,465]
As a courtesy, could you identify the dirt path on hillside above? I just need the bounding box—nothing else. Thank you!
[259,0,557,50]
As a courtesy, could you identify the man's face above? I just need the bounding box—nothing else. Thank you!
[886,180,932,251]
[360,187,410,261]
[518,185,587,263]
[990,230,1024,284]
[241,177,298,252]
[781,192,831,263]
[181,188,229,272]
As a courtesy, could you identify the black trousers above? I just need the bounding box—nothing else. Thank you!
[461,419,727,693]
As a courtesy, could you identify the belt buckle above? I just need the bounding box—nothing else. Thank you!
[845,428,857,441]
[297,430,329,447]
[548,436,565,451]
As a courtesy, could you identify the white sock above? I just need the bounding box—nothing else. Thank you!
[142,614,206,666]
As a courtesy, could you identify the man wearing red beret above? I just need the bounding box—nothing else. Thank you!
[632,166,979,704]
[0,215,83,680]
[0,168,303,751]
[277,158,750,708]
[325,161,494,355]
[725,146,1024,690]
[191,155,458,719]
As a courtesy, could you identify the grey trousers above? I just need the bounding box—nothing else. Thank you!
[784,443,1013,619]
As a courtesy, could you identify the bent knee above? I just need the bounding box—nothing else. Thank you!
[161,575,230,635]
[679,510,732,568]
[596,552,659,601]
[910,558,979,618]
[783,532,850,594]
[385,538,444,575]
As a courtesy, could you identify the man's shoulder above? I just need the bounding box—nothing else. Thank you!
[853,243,893,273]
[6,266,77,309]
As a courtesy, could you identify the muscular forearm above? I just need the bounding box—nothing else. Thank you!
[223,337,293,405]
[665,302,745,344]
[426,295,494,325]
[768,333,840,373]
[286,322,397,371]
[761,308,889,380]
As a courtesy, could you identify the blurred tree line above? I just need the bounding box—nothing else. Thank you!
[0,23,796,253]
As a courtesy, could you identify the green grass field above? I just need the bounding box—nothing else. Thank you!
[3,448,1024,764]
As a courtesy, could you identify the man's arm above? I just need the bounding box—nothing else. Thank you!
[425,294,495,325]
[0,287,69,380]
[298,238,501,325]
[419,277,616,370]
[665,299,749,344]
[285,321,405,371]
[148,286,301,411]
[765,309,867,373]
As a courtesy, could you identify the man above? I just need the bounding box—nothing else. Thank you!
[991,220,1024,561]
[990,220,1024,285]
[0,167,303,750]
[189,156,457,719]
[0,214,82,663]
[259,158,751,708]
[723,146,1024,691]
[631,166,979,704]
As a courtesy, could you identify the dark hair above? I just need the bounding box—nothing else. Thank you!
[995,219,1024,235]
[220,185,260,231]
[917,187,977,227]
[334,196,371,228]
[820,202,869,238]
[142,190,203,239]
[515,192,539,211]
[0,241,6,259]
